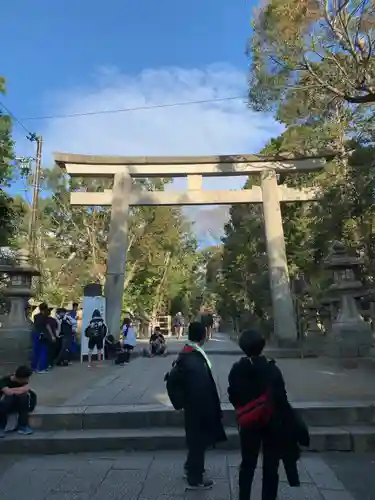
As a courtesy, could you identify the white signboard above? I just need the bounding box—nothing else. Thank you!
[80,295,106,362]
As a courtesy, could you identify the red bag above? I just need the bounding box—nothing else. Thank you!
[235,390,273,428]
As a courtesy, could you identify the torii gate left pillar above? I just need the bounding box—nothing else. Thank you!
[104,171,131,337]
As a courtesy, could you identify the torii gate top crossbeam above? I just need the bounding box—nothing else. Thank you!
[54,152,328,177]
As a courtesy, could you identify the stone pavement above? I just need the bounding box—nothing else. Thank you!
[0,450,368,500]
[5,332,375,407]
[137,333,242,354]
[323,452,375,500]
[61,353,375,408]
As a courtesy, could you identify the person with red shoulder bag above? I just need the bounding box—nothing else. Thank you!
[228,329,309,500]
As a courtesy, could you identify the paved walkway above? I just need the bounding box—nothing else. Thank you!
[137,332,241,354]
[0,450,369,500]
[9,332,375,407]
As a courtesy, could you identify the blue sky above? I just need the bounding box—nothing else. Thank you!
[2,0,282,244]
[3,1,250,123]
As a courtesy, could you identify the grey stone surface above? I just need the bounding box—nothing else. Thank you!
[320,491,356,500]
[0,450,368,500]
[324,452,375,500]
[5,424,375,454]
[58,353,375,408]
[9,332,375,410]
[29,400,375,432]
[302,456,346,490]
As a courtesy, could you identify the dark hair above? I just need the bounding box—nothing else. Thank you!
[92,309,101,319]
[15,365,33,379]
[123,317,131,326]
[188,322,206,343]
[155,326,161,331]
[239,329,266,357]
[72,302,79,308]
[39,302,48,312]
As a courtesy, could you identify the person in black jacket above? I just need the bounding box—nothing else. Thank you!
[178,322,226,490]
[228,329,309,500]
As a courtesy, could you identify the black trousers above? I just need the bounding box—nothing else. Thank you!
[48,339,60,367]
[55,337,72,365]
[0,393,36,429]
[184,440,206,484]
[123,344,134,363]
[282,457,300,487]
[239,427,280,500]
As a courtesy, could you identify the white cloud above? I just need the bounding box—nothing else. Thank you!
[39,63,283,243]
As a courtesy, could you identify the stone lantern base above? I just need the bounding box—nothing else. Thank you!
[324,320,373,358]
[321,289,374,359]
[0,324,32,366]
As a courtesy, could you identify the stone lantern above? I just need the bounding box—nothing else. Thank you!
[323,241,373,357]
[0,249,40,363]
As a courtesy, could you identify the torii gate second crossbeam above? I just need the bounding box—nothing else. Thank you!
[54,152,326,344]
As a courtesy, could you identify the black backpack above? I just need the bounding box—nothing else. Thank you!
[164,357,186,410]
[85,319,104,338]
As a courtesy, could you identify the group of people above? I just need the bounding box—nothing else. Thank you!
[172,311,217,341]
[165,323,309,499]
[31,302,79,373]
[30,301,142,369]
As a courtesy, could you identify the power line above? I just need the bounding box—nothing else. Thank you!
[0,100,43,263]
[20,95,246,121]
[0,100,34,136]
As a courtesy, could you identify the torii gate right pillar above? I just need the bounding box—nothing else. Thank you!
[261,170,298,344]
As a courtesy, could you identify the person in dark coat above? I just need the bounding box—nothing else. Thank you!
[228,329,309,500]
[178,321,226,490]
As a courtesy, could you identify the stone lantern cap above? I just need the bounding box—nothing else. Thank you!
[320,295,339,306]
[0,248,40,277]
[324,241,362,270]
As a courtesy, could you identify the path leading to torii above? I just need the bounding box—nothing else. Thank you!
[24,332,375,408]
[136,331,242,354]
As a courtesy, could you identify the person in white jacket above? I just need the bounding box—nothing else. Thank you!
[120,318,136,364]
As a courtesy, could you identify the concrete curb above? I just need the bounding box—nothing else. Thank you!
[1,426,375,454]
[29,401,375,431]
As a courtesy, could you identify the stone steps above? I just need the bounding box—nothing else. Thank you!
[1,425,375,454]
[29,402,375,431]
[1,401,374,454]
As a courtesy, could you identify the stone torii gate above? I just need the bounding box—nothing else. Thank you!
[54,153,326,343]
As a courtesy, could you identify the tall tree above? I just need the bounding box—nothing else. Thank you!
[249,0,375,119]
[0,77,19,246]
[27,166,203,317]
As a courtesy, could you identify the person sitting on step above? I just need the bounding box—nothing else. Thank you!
[0,365,37,438]
[148,327,167,357]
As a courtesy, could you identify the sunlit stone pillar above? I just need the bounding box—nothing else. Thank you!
[260,170,298,343]
[104,171,131,337]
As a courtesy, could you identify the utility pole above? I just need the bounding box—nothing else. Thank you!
[27,134,43,261]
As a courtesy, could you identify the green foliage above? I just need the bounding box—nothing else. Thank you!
[202,1,375,334]
[19,166,203,317]
[0,76,19,246]
[249,0,375,119]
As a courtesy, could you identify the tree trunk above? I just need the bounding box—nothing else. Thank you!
[151,252,171,321]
